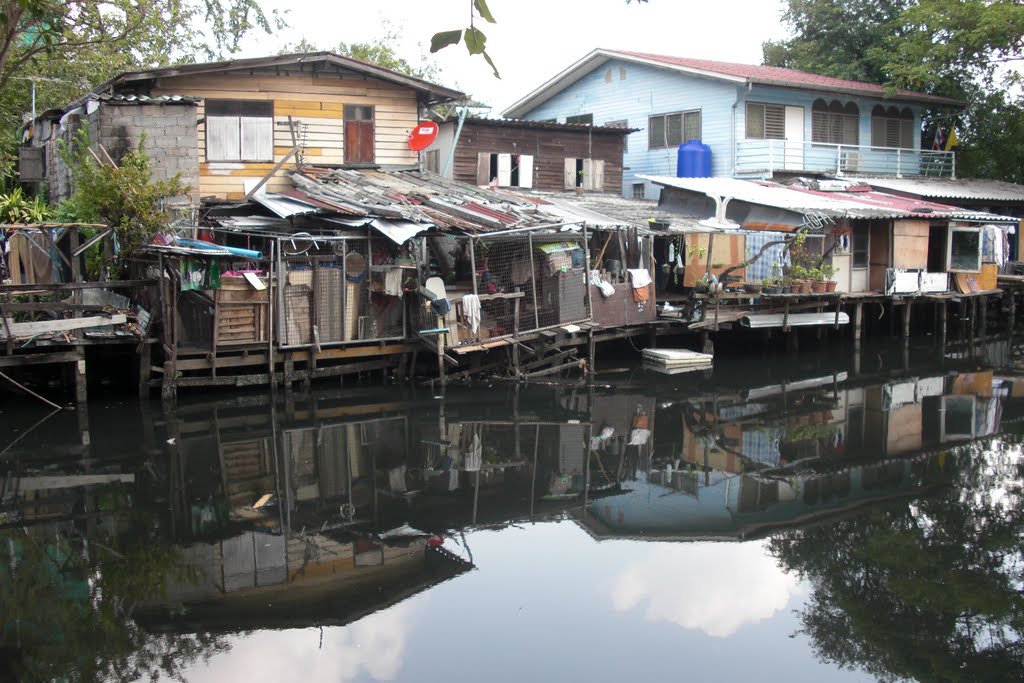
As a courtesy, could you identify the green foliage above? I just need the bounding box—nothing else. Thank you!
[58,125,189,259]
[0,186,50,223]
[764,0,1024,182]
[0,0,284,130]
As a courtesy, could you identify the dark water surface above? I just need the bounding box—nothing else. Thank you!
[3,340,1024,682]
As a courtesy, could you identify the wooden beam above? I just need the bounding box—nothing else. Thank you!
[0,314,127,338]
[243,147,300,200]
[0,279,156,294]
[0,351,82,367]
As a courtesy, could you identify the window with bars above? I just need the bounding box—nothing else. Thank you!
[648,110,701,149]
[870,106,915,149]
[745,103,787,139]
[206,100,274,162]
[811,99,859,146]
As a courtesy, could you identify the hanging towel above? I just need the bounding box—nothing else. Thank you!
[464,431,482,472]
[628,268,652,303]
[462,294,481,334]
[384,267,403,297]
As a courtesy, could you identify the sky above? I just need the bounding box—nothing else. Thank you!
[237,0,791,115]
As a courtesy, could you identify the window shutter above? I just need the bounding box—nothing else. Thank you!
[764,105,786,139]
[240,116,273,161]
[477,153,490,185]
[207,116,241,161]
[518,155,534,188]
[900,117,914,149]
[497,153,512,186]
[582,158,594,191]
[564,158,576,189]
[649,116,665,149]
[683,112,701,143]
[592,160,605,191]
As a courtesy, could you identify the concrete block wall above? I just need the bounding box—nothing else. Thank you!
[98,103,200,207]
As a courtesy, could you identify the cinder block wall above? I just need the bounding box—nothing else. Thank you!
[42,102,199,207]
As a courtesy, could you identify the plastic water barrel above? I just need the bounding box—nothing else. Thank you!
[677,139,712,177]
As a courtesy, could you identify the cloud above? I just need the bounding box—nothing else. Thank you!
[610,542,802,638]
[176,599,420,683]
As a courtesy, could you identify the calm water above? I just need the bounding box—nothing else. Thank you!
[3,340,1024,682]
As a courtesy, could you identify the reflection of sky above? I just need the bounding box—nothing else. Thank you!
[167,600,421,683]
[611,541,805,637]
[159,523,872,683]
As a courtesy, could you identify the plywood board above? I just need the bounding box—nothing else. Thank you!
[683,233,746,288]
[892,220,929,269]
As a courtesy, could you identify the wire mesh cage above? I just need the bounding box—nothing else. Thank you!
[276,234,409,349]
[416,230,591,348]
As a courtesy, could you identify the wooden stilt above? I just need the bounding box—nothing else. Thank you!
[137,343,151,400]
[903,301,912,340]
[853,303,863,345]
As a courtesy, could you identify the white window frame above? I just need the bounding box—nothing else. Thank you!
[206,100,274,163]
[946,225,982,273]
[476,152,534,188]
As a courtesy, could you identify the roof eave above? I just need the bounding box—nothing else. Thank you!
[750,78,964,107]
[502,49,611,118]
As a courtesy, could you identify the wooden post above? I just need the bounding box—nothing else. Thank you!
[903,300,912,340]
[1009,289,1016,337]
[74,350,87,406]
[939,301,948,351]
[437,328,447,388]
[138,342,151,399]
[513,297,521,377]
[587,327,596,380]
[853,302,863,344]
[979,294,988,339]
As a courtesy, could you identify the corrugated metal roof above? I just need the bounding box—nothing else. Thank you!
[451,117,637,134]
[860,177,1024,203]
[250,192,322,219]
[97,93,201,105]
[643,175,1017,223]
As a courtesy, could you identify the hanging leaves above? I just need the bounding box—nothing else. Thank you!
[429,0,500,78]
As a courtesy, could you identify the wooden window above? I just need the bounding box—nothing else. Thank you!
[565,113,593,125]
[648,110,701,149]
[563,158,604,191]
[745,103,786,140]
[424,149,440,174]
[870,106,915,149]
[344,105,375,164]
[605,119,629,152]
[206,100,273,162]
[475,153,533,188]
[632,183,645,199]
[811,99,859,146]
[947,225,982,272]
[852,225,870,268]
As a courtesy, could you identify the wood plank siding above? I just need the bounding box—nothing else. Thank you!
[150,71,421,200]
[446,121,625,193]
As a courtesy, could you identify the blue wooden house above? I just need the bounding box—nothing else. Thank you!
[503,49,962,199]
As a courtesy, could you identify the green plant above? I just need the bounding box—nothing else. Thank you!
[0,187,50,223]
[789,264,810,280]
[820,263,838,280]
[58,124,190,263]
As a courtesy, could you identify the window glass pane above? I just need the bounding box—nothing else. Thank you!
[344,105,374,121]
[853,229,869,268]
[566,113,593,125]
[949,229,981,271]
[683,112,700,143]
[649,115,665,149]
[746,103,765,139]
[207,100,272,117]
[667,113,683,146]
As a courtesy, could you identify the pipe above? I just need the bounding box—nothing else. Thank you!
[175,238,263,260]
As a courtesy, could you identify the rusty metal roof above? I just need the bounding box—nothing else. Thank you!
[857,177,1024,204]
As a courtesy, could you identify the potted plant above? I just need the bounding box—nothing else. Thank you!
[809,267,827,293]
[744,279,763,294]
[820,264,838,292]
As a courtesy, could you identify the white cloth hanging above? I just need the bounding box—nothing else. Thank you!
[384,267,403,297]
[462,294,482,334]
[627,268,652,289]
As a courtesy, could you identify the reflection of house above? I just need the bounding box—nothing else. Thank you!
[504,49,962,199]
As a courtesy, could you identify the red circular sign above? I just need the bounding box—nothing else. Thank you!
[408,121,439,151]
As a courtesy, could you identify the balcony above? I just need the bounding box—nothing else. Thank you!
[735,140,956,178]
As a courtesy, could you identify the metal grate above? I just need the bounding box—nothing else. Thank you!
[277,235,408,349]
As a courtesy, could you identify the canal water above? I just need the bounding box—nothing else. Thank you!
[2,339,1023,682]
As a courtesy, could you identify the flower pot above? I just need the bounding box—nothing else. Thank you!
[768,285,785,295]
[811,281,827,293]
[799,282,812,294]
[744,283,763,294]
[789,284,802,293]
[825,280,837,292]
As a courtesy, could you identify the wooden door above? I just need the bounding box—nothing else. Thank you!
[869,221,891,291]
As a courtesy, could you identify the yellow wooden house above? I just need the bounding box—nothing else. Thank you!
[33,52,464,203]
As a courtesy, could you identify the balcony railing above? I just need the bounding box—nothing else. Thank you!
[735,140,956,178]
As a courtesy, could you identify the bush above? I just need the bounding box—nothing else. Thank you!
[58,124,190,260]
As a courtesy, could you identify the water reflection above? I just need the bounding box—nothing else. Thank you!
[3,350,1024,681]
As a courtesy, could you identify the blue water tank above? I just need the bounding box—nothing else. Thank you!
[677,139,712,178]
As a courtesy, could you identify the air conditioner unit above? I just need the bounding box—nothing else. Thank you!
[840,152,862,173]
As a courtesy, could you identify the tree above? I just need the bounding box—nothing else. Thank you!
[763,0,1024,182]
[0,1,283,129]
[280,22,445,83]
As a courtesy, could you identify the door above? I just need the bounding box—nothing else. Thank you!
[869,221,891,291]
[851,224,870,292]
[784,106,805,170]
[344,105,374,163]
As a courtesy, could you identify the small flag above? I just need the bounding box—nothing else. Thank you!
[945,126,959,151]
[932,125,945,151]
